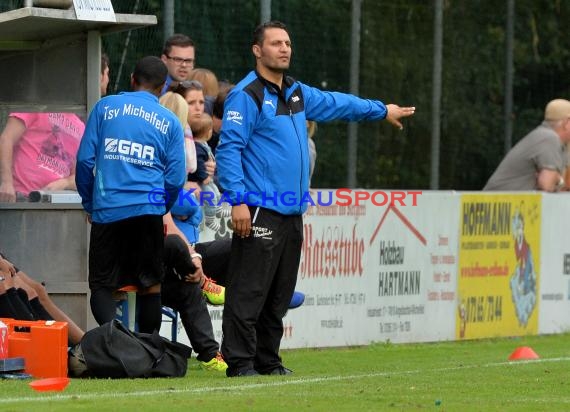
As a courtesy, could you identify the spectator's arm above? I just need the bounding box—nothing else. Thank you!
[42,175,77,191]
[0,117,26,202]
[163,213,204,282]
[537,168,563,192]
[44,145,78,191]
[534,137,565,192]
[0,256,16,277]
[205,158,215,177]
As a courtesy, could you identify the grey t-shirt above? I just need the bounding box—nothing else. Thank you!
[483,122,566,190]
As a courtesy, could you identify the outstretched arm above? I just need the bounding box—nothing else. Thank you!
[302,84,415,128]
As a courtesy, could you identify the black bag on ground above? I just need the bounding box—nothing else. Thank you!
[76,320,192,378]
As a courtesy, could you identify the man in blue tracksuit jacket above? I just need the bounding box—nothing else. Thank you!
[76,56,186,334]
[216,21,415,377]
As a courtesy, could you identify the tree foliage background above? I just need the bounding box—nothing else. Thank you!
[3,0,568,190]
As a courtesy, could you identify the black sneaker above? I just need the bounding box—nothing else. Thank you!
[226,367,260,377]
[264,366,293,376]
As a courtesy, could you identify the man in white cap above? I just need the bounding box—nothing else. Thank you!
[484,98,570,191]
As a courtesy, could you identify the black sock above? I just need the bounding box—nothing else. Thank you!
[29,297,54,320]
[6,288,34,320]
[16,288,37,319]
[90,288,117,326]
[136,293,162,333]
[0,293,18,318]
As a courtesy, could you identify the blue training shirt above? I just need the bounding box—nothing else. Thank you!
[76,90,186,223]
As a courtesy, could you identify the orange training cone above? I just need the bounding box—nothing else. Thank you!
[508,346,539,361]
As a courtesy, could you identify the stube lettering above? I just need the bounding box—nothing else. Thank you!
[300,224,365,278]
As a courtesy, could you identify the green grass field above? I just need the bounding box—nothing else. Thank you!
[1,333,570,411]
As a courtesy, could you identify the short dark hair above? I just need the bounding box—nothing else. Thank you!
[132,56,168,89]
[163,33,195,55]
[101,53,109,75]
[252,21,289,46]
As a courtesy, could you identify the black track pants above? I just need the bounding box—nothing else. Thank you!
[221,207,303,372]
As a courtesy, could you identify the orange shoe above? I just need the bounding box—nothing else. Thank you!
[202,276,225,305]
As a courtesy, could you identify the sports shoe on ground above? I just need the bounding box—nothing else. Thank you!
[202,276,225,305]
[226,367,260,377]
[288,291,305,309]
[200,352,228,372]
[261,366,293,375]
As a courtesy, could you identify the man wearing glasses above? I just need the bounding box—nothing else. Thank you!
[160,33,196,95]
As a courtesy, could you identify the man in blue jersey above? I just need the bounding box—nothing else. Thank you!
[76,56,186,334]
[216,21,415,377]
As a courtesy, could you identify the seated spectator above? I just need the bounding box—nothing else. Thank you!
[0,112,85,202]
[484,99,570,191]
[0,252,84,345]
[161,233,227,371]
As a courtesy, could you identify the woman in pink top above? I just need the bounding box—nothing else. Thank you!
[0,112,85,201]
